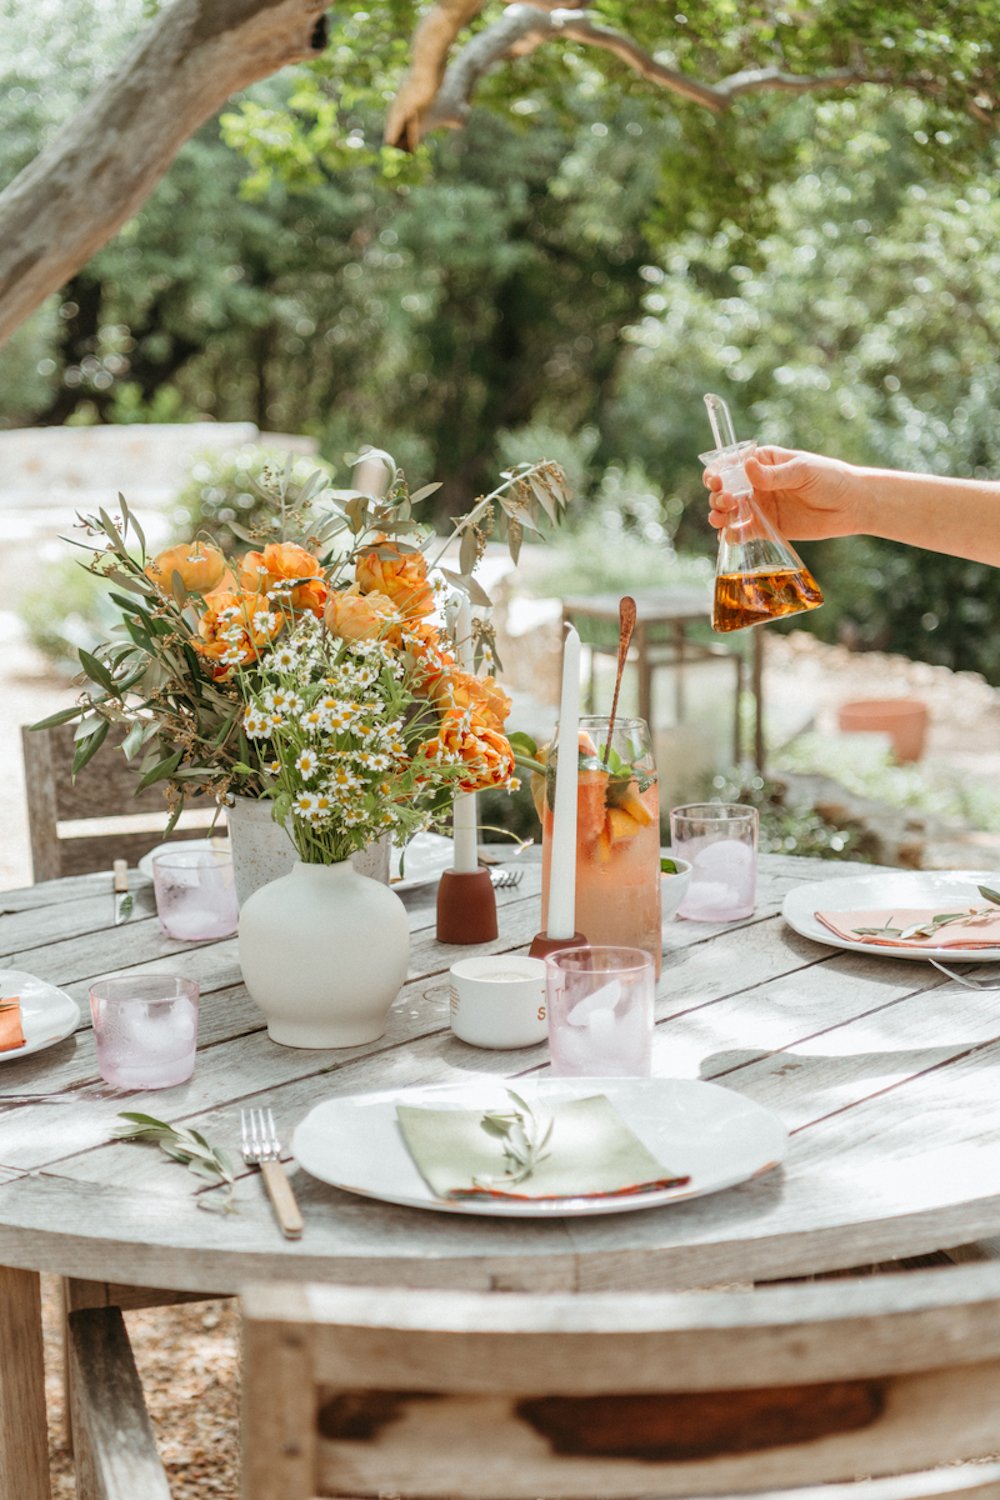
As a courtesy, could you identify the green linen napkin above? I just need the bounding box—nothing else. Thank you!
[396,1094,690,1202]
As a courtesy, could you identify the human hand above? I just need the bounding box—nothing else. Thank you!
[704,446,864,542]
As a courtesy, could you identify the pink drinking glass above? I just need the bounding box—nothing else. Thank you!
[669,803,758,921]
[545,945,654,1077]
[89,975,199,1089]
[153,849,238,941]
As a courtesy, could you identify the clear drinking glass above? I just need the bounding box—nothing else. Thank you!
[669,803,758,922]
[152,849,238,941]
[540,715,662,975]
[89,975,199,1089]
[545,946,654,1077]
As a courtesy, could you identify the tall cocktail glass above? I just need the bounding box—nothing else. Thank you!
[540,715,662,975]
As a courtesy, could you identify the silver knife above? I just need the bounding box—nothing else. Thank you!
[112,859,133,925]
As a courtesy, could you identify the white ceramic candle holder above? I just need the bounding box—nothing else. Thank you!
[449,955,548,1049]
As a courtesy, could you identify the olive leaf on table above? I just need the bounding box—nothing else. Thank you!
[114,1111,238,1214]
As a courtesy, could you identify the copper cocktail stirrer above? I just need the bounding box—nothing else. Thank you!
[603,595,636,765]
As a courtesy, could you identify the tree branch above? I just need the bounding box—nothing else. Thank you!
[0,0,328,348]
[384,0,490,150]
[404,3,895,142]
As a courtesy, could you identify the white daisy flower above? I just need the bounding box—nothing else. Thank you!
[295,750,319,780]
[243,710,271,739]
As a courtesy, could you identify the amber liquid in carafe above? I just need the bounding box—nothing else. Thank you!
[713,566,823,633]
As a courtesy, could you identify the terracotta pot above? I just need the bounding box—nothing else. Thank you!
[836,698,929,763]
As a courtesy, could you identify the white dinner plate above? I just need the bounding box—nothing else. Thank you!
[783,869,1000,962]
[292,1076,787,1218]
[390,832,455,893]
[0,969,81,1061]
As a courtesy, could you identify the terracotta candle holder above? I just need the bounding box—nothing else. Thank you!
[528,930,587,960]
[436,868,498,945]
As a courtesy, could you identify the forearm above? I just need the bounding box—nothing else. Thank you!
[854,467,1000,566]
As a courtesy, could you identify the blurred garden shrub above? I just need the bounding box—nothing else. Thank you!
[22,558,115,669]
[170,445,333,554]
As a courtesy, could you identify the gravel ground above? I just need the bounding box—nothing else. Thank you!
[42,1279,241,1498]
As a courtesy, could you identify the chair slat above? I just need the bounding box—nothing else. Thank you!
[22,723,215,881]
[241,1271,1000,1500]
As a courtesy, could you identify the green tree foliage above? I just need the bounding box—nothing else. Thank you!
[4,3,1000,674]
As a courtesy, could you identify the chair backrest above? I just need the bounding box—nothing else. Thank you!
[21,722,216,881]
[240,1264,1000,1500]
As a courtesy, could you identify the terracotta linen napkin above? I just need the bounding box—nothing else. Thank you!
[0,997,25,1052]
[814,905,1000,950]
[396,1094,690,1202]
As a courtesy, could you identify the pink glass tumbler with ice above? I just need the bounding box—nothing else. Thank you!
[89,975,199,1089]
[153,849,238,941]
[669,803,758,921]
[545,946,654,1077]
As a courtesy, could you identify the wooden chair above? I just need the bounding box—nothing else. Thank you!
[64,1264,1000,1498]
[21,722,217,881]
[233,1268,1000,1500]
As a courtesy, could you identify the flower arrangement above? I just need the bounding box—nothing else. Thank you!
[39,454,570,860]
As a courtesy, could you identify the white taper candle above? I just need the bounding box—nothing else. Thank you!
[546,623,581,939]
[451,594,479,875]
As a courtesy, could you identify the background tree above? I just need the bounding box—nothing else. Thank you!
[5,3,1000,678]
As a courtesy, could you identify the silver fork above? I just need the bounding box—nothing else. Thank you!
[929,958,1000,991]
[490,868,524,889]
[240,1107,304,1239]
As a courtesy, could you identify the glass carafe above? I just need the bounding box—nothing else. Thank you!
[700,396,823,633]
[539,715,662,976]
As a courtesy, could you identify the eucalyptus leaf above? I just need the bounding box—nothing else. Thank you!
[29,705,83,731]
[78,647,116,694]
[459,526,478,577]
[135,750,183,791]
[71,720,110,775]
[439,568,492,608]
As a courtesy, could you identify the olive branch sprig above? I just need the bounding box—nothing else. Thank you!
[474,1090,554,1190]
[114,1111,238,1214]
[853,884,1000,941]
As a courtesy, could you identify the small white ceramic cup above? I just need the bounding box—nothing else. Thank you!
[449,955,548,1049]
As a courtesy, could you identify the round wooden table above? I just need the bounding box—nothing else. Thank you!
[3,851,1000,1497]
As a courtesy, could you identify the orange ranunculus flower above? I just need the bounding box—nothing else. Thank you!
[146,541,227,595]
[206,566,238,598]
[420,708,515,794]
[325,585,400,644]
[433,669,511,731]
[400,620,455,692]
[192,591,283,681]
[239,542,328,616]
[355,536,435,618]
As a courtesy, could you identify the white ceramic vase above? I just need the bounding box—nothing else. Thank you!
[238,859,410,1048]
[226,795,390,907]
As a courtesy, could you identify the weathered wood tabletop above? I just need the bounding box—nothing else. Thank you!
[3,850,1000,1498]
